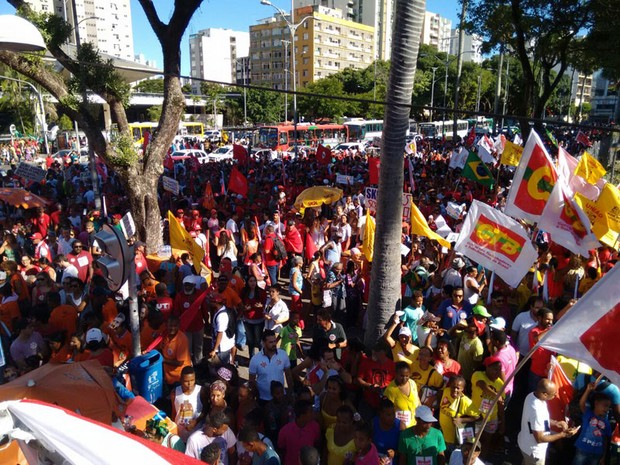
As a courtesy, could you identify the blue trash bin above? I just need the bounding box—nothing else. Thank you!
[128,350,163,403]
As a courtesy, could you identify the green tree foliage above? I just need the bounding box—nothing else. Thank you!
[584,0,620,82]
[146,105,162,121]
[245,88,283,124]
[134,78,165,93]
[297,76,351,121]
[58,114,73,130]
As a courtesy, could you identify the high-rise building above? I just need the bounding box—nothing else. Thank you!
[449,29,483,64]
[27,0,135,61]
[250,5,374,90]
[590,71,618,123]
[420,11,452,53]
[189,28,250,87]
[294,0,393,60]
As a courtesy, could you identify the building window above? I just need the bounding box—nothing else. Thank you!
[303,32,309,40]
[302,69,308,77]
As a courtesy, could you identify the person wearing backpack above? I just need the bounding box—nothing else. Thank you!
[263,225,283,287]
[208,293,236,366]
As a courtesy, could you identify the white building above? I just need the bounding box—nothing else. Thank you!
[420,11,452,53]
[294,0,394,60]
[189,28,250,88]
[27,0,135,61]
[449,29,483,64]
[590,71,618,123]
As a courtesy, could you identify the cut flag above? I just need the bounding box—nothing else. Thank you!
[368,157,380,184]
[454,200,538,288]
[505,130,558,224]
[575,183,620,250]
[233,144,248,165]
[167,210,204,274]
[461,151,494,188]
[576,131,592,147]
[538,263,620,387]
[405,140,417,155]
[547,356,575,423]
[361,212,376,262]
[411,202,451,249]
[228,166,248,197]
[477,134,496,164]
[304,230,318,262]
[538,179,600,257]
[500,140,523,167]
[316,144,332,165]
[574,151,606,185]
[449,146,468,170]
[465,126,476,147]
[557,146,604,201]
[202,181,215,209]
[545,129,558,148]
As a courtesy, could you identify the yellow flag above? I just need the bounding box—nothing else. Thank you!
[361,212,376,262]
[597,183,620,232]
[500,140,523,166]
[574,151,606,185]
[575,183,620,250]
[167,210,205,273]
[411,202,451,249]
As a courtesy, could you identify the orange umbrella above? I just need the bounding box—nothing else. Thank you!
[0,187,50,209]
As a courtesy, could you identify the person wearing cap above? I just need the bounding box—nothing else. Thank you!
[442,257,466,288]
[416,311,443,349]
[173,276,209,365]
[398,405,446,465]
[436,287,472,332]
[448,438,484,465]
[463,266,486,306]
[383,314,419,366]
[471,304,492,354]
[82,327,114,368]
[518,379,579,465]
[470,356,506,458]
[31,232,51,262]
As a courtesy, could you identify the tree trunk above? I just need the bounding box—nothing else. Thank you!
[125,171,163,252]
[364,0,426,347]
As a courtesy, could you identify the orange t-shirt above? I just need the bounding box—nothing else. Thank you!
[49,344,72,363]
[160,330,191,385]
[11,274,30,302]
[0,300,20,332]
[48,305,79,341]
[101,299,118,325]
[140,322,164,350]
[110,329,133,365]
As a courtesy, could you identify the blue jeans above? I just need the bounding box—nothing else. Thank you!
[266,264,279,287]
[572,449,602,465]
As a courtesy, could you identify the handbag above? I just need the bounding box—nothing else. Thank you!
[419,368,439,409]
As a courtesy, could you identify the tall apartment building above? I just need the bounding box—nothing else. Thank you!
[27,0,134,61]
[189,29,250,87]
[250,5,374,89]
[420,11,452,53]
[449,29,483,64]
[590,71,618,122]
[294,0,393,60]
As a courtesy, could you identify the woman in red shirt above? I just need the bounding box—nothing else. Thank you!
[240,276,267,357]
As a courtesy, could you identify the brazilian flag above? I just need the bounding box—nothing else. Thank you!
[462,150,494,187]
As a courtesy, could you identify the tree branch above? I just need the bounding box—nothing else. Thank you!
[137,0,166,41]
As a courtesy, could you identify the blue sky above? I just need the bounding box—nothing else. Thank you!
[1,0,460,75]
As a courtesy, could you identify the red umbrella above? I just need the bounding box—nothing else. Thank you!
[0,187,50,209]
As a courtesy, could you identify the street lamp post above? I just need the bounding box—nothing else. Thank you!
[430,66,438,121]
[282,39,290,122]
[261,0,311,158]
[475,74,482,113]
[0,75,49,155]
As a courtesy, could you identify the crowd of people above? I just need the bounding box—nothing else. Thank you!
[0,127,618,465]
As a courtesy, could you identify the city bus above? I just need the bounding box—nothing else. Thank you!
[467,117,494,135]
[256,123,349,151]
[343,118,416,142]
[418,120,470,140]
[128,121,205,146]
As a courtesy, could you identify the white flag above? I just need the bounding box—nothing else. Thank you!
[455,200,538,288]
[539,264,620,387]
[538,179,600,257]
[477,134,496,164]
[449,146,468,169]
[557,146,605,201]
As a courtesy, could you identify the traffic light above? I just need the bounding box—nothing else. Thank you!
[94,224,131,292]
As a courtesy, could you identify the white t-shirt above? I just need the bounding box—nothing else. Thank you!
[463,276,480,305]
[511,311,537,355]
[214,308,236,352]
[185,427,236,463]
[517,392,551,459]
[264,298,289,334]
[62,264,79,279]
[448,449,484,465]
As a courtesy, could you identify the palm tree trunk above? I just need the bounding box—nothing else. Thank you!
[364,0,426,347]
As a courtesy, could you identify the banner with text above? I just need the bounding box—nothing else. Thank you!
[365,187,412,222]
[455,200,538,288]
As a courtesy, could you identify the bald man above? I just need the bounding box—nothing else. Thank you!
[518,379,579,465]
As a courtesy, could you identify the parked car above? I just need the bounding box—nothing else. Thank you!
[208,145,235,162]
[169,149,209,164]
[332,142,366,153]
[204,130,221,142]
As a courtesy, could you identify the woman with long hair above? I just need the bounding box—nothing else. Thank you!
[31,271,57,306]
[216,230,238,268]
[248,252,268,289]
[240,275,267,357]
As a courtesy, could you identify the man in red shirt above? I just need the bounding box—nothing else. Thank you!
[263,224,281,287]
[528,307,554,393]
[356,341,395,417]
[284,219,303,257]
[31,207,51,238]
[31,233,51,262]
[67,240,93,284]
[154,283,173,321]
[172,276,208,364]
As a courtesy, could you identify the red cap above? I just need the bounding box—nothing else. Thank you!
[483,355,502,367]
[112,214,122,220]
[30,232,43,240]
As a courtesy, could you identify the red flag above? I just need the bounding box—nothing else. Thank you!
[304,230,317,261]
[576,131,592,147]
[233,144,248,164]
[228,166,248,197]
[368,157,380,184]
[539,264,620,387]
[163,154,174,171]
[547,356,575,423]
[316,144,332,165]
[465,125,476,147]
[202,181,215,209]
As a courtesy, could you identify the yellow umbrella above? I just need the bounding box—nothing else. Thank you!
[0,188,50,209]
[294,186,343,214]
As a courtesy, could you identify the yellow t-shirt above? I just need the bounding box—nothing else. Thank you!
[410,360,444,391]
[384,379,420,428]
[391,343,419,366]
[438,388,479,445]
[470,371,505,422]
[325,425,356,465]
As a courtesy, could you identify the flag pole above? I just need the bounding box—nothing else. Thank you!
[485,271,495,305]
[466,344,539,465]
